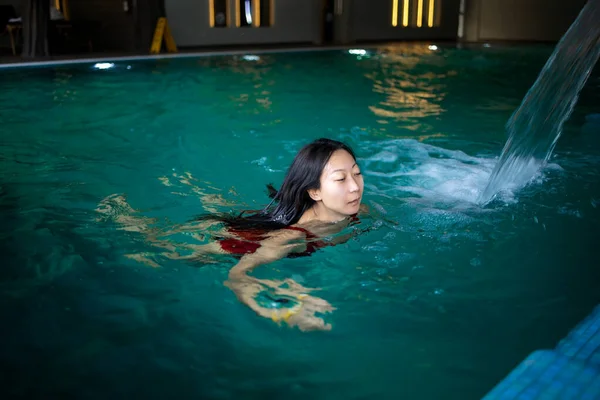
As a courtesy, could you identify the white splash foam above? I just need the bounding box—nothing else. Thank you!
[360,139,558,208]
[251,157,282,173]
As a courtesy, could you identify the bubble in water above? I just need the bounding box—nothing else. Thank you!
[360,281,376,288]
[383,232,396,240]
[470,257,482,267]
[558,207,583,218]
[251,157,281,173]
[369,150,398,163]
[364,242,388,253]
[371,201,389,216]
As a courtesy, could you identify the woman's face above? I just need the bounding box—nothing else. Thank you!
[310,149,364,221]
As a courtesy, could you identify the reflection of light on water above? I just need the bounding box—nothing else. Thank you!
[93,63,115,70]
[361,44,448,133]
[196,55,275,115]
[52,71,76,103]
[157,171,239,214]
[366,69,446,128]
[348,49,373,60]
[475,99,519,112]
[349,49,367,56]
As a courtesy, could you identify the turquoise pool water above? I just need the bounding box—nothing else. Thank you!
[1,44,599,399]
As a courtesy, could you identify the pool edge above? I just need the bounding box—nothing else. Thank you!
[483,304,600,399]
[0,44,380,69]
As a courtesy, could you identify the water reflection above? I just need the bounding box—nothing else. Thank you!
[196,55,276,116]
[157,170,239,214]
[363,44,449,135]
[52,70,77,104]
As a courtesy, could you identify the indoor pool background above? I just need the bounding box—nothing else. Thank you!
[1,44,599,399]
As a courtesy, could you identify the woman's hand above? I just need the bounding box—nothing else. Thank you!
[282,293,335,332]
[225,275,335,332]
[224,229,335,331]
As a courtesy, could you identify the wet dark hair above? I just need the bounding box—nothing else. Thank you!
[196,138,357,231]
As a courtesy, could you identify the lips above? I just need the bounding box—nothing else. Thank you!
[348,198,360,205]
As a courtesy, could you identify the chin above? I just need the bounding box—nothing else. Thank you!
[345,203,361,214]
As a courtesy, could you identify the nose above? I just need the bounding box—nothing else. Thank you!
[348,176,360,193]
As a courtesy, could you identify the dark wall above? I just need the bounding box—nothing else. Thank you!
[68,0,135,51]
[464,0,588,42]
[0,0,20,13]
[68,0,162,52]
[135,0,163,53]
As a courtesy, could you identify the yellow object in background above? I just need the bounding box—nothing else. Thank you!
[150,17,178,54]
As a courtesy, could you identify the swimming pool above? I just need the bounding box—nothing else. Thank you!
[1,44,599,399]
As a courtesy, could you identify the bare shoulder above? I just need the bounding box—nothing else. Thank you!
[264,226,308,243]
[295,220,341,237]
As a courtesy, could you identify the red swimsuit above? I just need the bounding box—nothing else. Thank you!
[218,226,328,258]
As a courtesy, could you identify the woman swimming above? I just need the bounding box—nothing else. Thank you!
[97,138,366,331]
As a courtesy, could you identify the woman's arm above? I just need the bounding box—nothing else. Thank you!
[227,229,305,278]
[224,229,335,331]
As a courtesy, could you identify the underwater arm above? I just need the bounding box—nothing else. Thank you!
[227,229,305,280]
[224,230,335,331]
